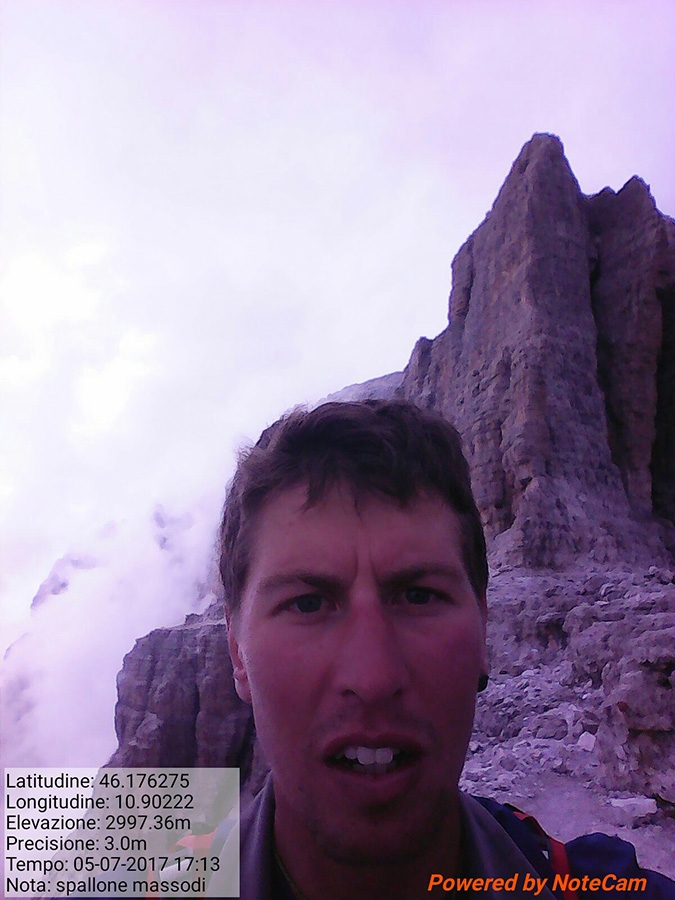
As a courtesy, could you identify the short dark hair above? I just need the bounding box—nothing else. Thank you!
[219,399,487,612]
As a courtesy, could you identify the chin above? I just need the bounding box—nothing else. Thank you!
[311,793,450,868]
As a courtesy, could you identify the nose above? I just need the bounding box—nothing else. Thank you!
[334,587,410,705]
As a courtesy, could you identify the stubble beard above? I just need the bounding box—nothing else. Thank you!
[300,782,455,868]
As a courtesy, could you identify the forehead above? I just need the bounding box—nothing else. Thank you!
[246,483,467,578]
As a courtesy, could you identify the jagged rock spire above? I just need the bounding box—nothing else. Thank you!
[401,133,675,569]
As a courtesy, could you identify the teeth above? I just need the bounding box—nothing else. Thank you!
[357,747,376,765]
[341,746,398,765]
[374,747,394,765]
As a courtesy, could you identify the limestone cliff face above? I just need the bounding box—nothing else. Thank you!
[400,134,675,569]
[107,135,675,806]
[107,608,266,794]
[587,182,675,546]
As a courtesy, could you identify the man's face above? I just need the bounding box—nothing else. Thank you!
[228,484,487,865]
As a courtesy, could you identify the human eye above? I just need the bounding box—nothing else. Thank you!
[389,585,445,608]
[286,593,327,615]
[402,586,438,606]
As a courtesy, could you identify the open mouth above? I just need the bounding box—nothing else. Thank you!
[328,745,414,776]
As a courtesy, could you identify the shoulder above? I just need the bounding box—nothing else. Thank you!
[470,795,675,899]
[207,777,276,900]
[565,833,675,899]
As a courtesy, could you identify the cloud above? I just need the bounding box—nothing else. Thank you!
[1,497,221,767]
[71,329,157,439]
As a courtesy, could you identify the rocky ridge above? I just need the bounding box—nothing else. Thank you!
[462,563,675,877]
[76,135,675,873]
[399,133,675,570]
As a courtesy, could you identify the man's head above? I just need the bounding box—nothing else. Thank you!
[219,399,487,613]
[219,400,489,874]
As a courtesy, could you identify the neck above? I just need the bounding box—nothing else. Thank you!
[274,794,461,900]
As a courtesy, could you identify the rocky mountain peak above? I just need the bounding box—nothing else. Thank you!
[402,134,674,571]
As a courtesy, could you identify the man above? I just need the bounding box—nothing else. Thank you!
[207,400,674,900]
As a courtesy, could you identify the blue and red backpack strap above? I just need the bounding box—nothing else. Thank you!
[475,797,578,900]
[507,806,579,900]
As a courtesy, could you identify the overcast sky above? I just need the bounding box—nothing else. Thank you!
[1,0,674,763]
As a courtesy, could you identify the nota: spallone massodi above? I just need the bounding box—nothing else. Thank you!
[428,872,648,893]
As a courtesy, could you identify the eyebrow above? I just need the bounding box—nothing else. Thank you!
[256,572,342,595]
[256,564,466,595]
[386,564,466,584]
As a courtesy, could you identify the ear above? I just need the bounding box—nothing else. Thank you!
[226,610,252,704]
